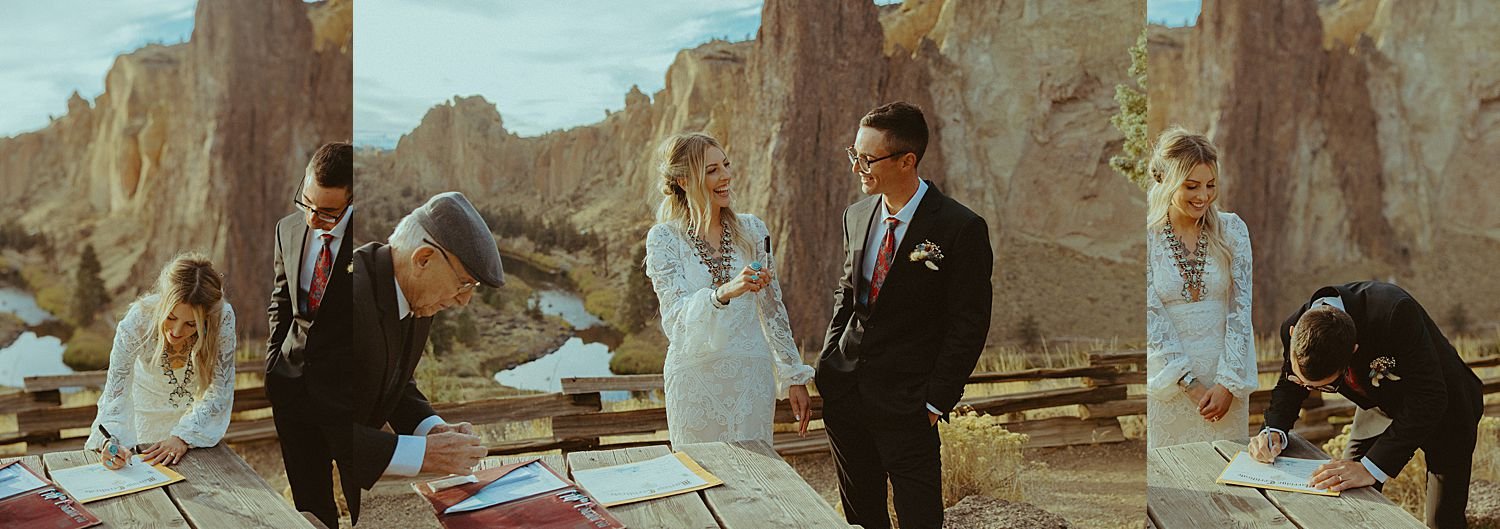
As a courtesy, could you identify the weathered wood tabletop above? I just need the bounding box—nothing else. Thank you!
[2,443,316,529]
[483,440,854,529]
[1147,433,1424,528]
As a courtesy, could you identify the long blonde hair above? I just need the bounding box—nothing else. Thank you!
[654,132,752,254]
[143,253,226,396]
[1147,126,1230,266]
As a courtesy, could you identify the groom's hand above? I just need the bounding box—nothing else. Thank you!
[428,421,474,436]
[1249,430,1284,463]
[1310,459,1375,491]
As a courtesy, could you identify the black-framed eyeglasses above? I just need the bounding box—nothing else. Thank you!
[846,146,909,175]
[1286,372,1342,393]
[293,194,353,224]
[422,238,481,294]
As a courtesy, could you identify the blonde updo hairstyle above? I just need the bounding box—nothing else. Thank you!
[143,252,227,396]
[655,132,752,254]
[1146,126,1231,267]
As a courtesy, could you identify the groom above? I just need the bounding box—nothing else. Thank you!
[1251,281,1481,529]
[819,101,993,529]
[265,141,354,528]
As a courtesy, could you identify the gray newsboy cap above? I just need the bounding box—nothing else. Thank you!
[413,191,504,287]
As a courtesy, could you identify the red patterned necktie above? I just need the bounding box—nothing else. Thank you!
[308,234,333,313]
[868,217,900,303]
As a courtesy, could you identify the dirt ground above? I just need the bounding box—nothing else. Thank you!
[785,440,1146,529]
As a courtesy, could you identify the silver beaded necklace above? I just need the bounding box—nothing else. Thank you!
[160,338,196,408]
[1163,216,1208,302]
[688,218,735,287]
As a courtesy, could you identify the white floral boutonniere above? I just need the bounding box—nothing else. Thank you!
[347,262,355,274]
[909,240,945,271]
[1369,356,1401,387]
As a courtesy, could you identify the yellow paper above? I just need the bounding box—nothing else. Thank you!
[572,452,725,507]
[50,455,186,503]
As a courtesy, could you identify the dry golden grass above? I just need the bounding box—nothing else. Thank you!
[938,411,1028,506]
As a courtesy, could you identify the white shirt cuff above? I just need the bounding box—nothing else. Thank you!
[926,403,943,416]
[413,415,444,437]
[1262,427,1287,451]
[383,435,426,476]
[1361,457,1390,483]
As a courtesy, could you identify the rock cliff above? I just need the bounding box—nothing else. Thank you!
[0,0,352,337]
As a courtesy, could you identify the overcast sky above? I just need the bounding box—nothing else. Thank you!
[0,0,196,138]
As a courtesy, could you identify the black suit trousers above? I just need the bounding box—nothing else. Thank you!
[823,386,943,529]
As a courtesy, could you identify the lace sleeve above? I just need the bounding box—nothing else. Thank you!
[645,223,729,353]
[85,301,149,451]
[746,215,814,399]
[1146,229,1192,399]
[1215,213,1258,398]
[171,302,237,447]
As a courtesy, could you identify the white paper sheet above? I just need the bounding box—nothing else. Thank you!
[49,455,182,503]
[444,461,569,514]
[0,463,48,501]
[1216,451,1340,496]
[570,452,723,507]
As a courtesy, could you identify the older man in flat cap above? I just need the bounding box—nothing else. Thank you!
[344,191,504,524]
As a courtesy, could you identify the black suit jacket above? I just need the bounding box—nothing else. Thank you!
[1265,281,1482,478]
[266,212,354,389]
[347,242,437,520]
[817,181,993,421]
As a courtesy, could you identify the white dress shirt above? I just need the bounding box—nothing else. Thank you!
[298,206,352,295]
[855,181,942,418]
[382,267,446,476]
[1263,294,1389,482]
[859,179,928,305]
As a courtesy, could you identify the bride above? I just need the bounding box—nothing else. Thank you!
[85,253,237,468]
[1145,127,1257,449]
[644,132,814,446]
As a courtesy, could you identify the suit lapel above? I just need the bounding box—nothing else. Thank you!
[374,245,406,401]
[871,181,945,314]
[850,196,880,307]
[284,218,308,315]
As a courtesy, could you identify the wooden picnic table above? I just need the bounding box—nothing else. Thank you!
[2,443,318,529]
[1146,433,1424,528]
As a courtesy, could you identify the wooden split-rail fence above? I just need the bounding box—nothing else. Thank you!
[0,360,275,454]
[0,350,1143,456]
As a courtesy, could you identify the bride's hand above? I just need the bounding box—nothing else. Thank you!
[141,436,190,466]
[1197,384,1233,422]
[715,265,770,303]
[788,385,811,437]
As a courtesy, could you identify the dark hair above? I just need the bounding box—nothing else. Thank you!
[1290,306,1357,381]
[308,141,352,189]
[860,101,929,167]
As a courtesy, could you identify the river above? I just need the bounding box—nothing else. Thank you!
[0,287,74,388]
[491,260,638,401]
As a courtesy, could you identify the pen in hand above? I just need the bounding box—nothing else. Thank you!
[98,424,131,467]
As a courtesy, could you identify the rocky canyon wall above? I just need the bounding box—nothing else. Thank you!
[0,0,352,337]
[1149,0,1500,333]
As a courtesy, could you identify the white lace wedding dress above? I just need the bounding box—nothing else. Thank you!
[645,213,815,446]
[84,294,237,451]
[1146,211,1257,449]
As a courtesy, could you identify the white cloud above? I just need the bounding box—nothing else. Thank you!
[0,0,197,138]
[1148,0,1201,27]
[354,0,763,146]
